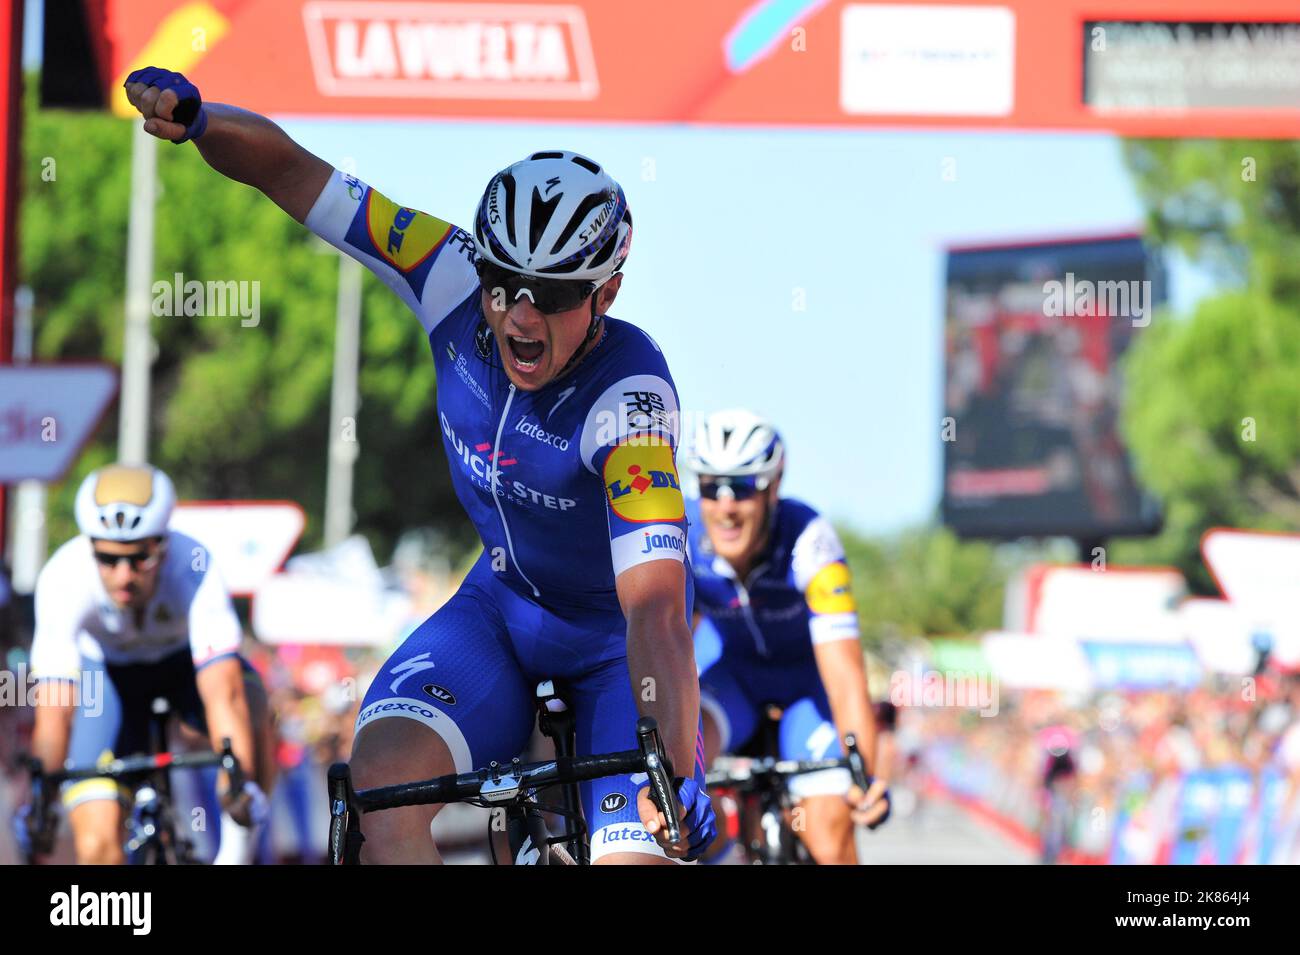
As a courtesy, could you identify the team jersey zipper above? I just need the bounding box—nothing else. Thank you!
[492,383,541,598]
[734,562,771,657]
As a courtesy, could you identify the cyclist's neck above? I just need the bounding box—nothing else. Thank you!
[725,524,776,582]
[552,315,607,383]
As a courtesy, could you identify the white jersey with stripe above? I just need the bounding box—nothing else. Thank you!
[30,531,243,678]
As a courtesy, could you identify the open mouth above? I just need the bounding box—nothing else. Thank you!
[507,334,545,372]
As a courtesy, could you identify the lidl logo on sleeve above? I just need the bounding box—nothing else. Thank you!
[806,561,857,615]
[364,190,452,272]
[604,437,684,523]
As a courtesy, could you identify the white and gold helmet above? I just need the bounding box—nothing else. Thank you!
[74,464,175,541]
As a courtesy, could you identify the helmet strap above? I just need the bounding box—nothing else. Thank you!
[554,294,604,379]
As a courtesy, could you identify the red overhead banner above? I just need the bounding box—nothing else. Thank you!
[85,0,1300,137]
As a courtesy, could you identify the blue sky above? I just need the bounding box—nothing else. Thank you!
[24,0,1215,535]
[279,119,1213,534]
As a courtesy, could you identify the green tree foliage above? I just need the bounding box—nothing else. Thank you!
[838,524,1005,646]
[19,89,473,559]
[1116,140,1300,590]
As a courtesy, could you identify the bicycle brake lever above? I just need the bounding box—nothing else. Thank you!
[219,737,245,792]
[636,717,681,846]
[844,733,871,792]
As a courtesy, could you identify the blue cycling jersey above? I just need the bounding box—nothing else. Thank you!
[304,169,703,860]
[305,169,690,617]
[687,496,859,666]
[688,497,861,783]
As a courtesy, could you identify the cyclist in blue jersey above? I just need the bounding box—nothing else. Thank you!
[684,410,889,864]
[124,67,714,863]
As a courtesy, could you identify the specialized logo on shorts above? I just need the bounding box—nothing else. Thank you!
[604,437,684,523]
[389,652,436,694]
[806,562,857,615]
[600,793,628,813]
[364,190,452,272]
[422,683,457,705]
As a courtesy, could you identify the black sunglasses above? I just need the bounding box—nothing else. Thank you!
[92,547,163,571]
[698,475,764,502]
[476,260,605,315]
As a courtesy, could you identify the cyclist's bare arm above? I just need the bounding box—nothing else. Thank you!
[195,657,256,791]
[123,81,330,223]
[619,559,698,855]
[30,682,76,773]
[814,638,877,770]
[619,560,697,774]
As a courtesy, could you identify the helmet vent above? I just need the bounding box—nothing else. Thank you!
[529,188,563,253]
[587,232,619,270]
[551,190,615,256]
[529,151,564,160]
[570,155,601,174]
[500,173,518,247]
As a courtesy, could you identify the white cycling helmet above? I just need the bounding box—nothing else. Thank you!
[685,410,785,488]
[74,464,175,541]
[472,150,632,281]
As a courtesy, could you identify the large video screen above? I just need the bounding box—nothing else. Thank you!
[942,235,1163,540]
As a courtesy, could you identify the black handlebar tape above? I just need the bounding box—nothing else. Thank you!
[636,717,681,845]
[844,734,871,790]
[220,737,246,792]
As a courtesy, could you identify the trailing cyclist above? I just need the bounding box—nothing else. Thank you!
[685,410,890,863]
[121,66,714,863]
[17,464,273,864]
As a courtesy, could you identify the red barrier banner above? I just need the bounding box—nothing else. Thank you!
[91,0,1300,137]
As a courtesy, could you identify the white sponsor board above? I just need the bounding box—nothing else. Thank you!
[302,1,600,99]
[170,502,306,597]
[981,631,1094,692]
[1176,598,1260,676]
[1202,529,1300,667]
[1030,565,1187,643]
[253,574,411,647]
[0,365,118,482]
[840,4,1015,116]
[253,535,412,647]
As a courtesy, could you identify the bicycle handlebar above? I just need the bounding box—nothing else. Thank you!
[327,716,683,863]
[17,739,243,860]
[707,734,872,792]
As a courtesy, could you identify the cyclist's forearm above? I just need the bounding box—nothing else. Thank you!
[30,692,75,773]
[816,640,878,772]
[195,664,257,788]
[193,104,332,222]
[626,611,699,778]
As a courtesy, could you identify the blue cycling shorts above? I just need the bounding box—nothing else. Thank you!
[695,618,850,800]
[358,554,705,862]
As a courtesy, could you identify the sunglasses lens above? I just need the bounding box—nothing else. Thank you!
[93,550,154,570]
[700,477,760,500]
[478,262,592,314]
